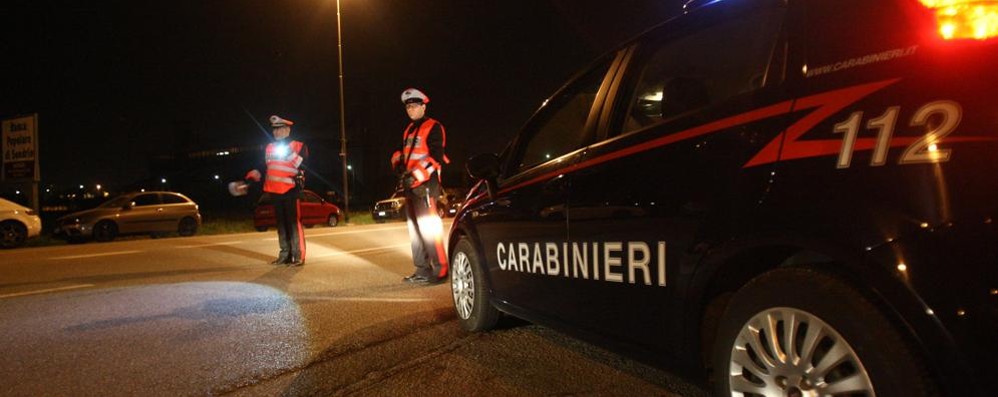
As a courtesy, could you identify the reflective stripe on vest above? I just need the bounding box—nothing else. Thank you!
[400,118,446,187]
[264,140,304,194]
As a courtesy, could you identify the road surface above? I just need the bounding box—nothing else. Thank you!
[0,222,707,396]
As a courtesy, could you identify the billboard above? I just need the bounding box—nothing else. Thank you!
[2,114,40,182]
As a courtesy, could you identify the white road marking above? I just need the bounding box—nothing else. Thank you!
[175,241,242,249]
[50,250,143,260]
[306,225,408,237]
[310,243,411,259]
[300,296,432,303]
[0,284,95,299]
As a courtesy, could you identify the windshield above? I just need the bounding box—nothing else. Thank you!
[99,195,133,208]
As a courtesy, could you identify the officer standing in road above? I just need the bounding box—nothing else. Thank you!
[245,115,309,266]
[391,88,449,284]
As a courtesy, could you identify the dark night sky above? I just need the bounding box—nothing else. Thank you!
[2,0,680,194]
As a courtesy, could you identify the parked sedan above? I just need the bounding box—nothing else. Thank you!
[0,197,42,248]
[253,190,341,232]
[55,191,201,242]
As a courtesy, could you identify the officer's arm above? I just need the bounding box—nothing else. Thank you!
[299,143,310,162]
[427,124,445,167]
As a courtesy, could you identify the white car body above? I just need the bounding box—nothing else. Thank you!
[0,197,42,248]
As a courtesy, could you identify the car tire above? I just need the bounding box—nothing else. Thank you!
[711,267,935,397]
[178,217,198,236]
[450,237,500,332]
[93,220,118,242]
[327,214,339,227]
[0,220,27,249]
[255,226,268,232]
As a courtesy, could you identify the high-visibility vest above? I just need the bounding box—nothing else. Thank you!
[391,118,449,187]
[264,140,305,194]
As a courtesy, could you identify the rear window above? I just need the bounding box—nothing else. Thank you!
[161,194,188,204]
[621,6,784,133]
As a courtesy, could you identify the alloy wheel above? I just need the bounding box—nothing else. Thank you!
[451,251,475,320]
[728,307,874,397]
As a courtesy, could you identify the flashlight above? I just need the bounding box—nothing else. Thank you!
[274,144,289,158]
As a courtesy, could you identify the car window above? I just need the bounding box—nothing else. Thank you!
[620,7,784,133]
[511,58,614,173]
[161,194,188,204]
[303,191,321,203]
[131,194,160,207]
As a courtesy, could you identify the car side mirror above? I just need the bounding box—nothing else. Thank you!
[467,153,500,199]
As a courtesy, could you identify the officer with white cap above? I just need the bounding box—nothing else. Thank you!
[245,115,309,266]
[391,88,450,284]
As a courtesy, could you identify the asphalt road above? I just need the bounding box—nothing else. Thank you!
[0,222,708,396]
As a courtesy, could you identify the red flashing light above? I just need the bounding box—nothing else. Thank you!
[920,0,998,40]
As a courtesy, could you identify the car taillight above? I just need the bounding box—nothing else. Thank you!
[920,0,998,40]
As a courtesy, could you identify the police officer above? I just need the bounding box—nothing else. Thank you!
[391,88,449,284]
[246,115,309,266]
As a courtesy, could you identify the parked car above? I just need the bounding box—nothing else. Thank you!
[253,190,341,231]
[441,188,468,218]
[448,0,998,395]
[372,188,455,223]
[0,197,42,248]
[55,191,201,242]
[371,190,406,223]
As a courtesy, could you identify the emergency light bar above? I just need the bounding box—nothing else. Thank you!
[919,0,998,40]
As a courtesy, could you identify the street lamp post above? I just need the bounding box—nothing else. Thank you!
[335,0,350,223]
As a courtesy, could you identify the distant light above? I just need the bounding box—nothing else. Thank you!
[96,184,102,191]
[213,175,220,180]
[545,154,551,159]
[15,190,21,195]
[956,308,966,317]
[161,178,167,184]
[140,189,146,192]
[802,64,808,75]
[920,222,930,228]
[45,189,51,193]
[897,263,908,272]
[926,308,935,316]
[928,143,939,152]
[103,191,109,198]
[79,185,84,189]
[347,164,353,170]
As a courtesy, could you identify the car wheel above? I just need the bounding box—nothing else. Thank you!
[93,220,118,242]
[178,217,198,236]
[0,220,27,249]
[450,237,500,332]
[712,267,934,396]
[255,226,268,232]
[327,214,339,227]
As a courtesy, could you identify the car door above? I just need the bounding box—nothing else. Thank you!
[300,191,323,225]
[118,193,163,233]
[159,193,193,232]
[564,2,788,351]
[473,52,623,314]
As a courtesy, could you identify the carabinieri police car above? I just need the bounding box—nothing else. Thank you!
[447,0,997,395]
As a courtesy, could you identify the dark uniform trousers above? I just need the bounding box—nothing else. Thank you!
[404,178,448,279]
[272,189,306,262]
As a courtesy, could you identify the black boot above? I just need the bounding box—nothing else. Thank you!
[270,255,289,265]
[287,255,304,267]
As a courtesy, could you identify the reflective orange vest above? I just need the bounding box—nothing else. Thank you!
[264,140,305,194]
[391,118,449,187]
